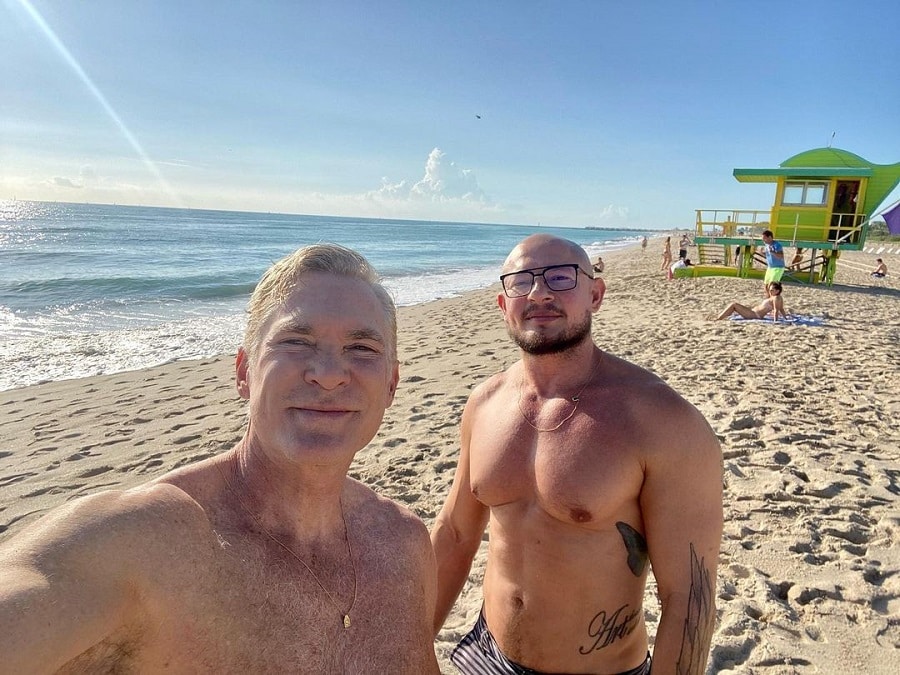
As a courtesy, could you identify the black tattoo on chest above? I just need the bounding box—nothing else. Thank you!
[616,521,648,577]
[579,604,640,654]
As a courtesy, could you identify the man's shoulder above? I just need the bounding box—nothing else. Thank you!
[346,479,425,532]
[1,482,211,573]
[344,481,431,560]
[603,354,697,413]
[468,368,513,404]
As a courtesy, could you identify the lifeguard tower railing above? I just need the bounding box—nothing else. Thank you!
[693,209,869,284]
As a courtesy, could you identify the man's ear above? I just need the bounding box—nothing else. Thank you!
[235,347,251,400]
[385,360,400,407]
[591,276,606,312]
[497,291,508,317]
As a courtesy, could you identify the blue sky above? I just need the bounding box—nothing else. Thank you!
[2,0,899,228]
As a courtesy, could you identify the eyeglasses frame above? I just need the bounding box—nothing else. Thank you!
[499,264,594,298]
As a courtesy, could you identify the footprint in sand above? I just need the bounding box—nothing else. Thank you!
[77,465,113,478]
[0,472,37,487]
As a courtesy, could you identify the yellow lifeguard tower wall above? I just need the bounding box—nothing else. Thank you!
[769,175,868,246]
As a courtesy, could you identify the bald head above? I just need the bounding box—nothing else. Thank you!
[503,234,592,274]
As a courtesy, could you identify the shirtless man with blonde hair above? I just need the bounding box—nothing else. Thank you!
[432,234,722,674]
[0,244,439,674]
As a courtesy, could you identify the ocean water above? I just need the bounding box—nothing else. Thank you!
[0,201,645,391]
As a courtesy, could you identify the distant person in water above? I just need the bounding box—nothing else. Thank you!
[714,281,786,321]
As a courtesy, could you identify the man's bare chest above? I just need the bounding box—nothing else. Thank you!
[62,535,420,673]
[469,413,643,525]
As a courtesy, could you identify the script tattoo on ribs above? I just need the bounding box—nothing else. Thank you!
[579,604,640,654]
[616,521,648,577]
[676,543,715,675]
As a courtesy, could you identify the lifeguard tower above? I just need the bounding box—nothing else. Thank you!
[686,148,900,284]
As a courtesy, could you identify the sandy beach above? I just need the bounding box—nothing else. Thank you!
[2,239,898,674]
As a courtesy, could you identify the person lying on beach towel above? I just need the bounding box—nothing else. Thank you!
[713,281,786,321]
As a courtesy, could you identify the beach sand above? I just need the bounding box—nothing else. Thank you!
[2,240,899,673]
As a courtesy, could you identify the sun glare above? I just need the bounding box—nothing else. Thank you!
[15,0,182,206]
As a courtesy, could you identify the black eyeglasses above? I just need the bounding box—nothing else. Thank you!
[500,264,593,298]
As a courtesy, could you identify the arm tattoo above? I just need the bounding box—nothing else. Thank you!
[676,544,715,675]
[579,604,640,654]
[616,521,648,577]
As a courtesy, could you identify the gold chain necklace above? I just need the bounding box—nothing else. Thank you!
[517,352,602,433]
[218,464,358,629]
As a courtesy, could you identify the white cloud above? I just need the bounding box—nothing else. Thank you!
[370,148,491,205]
[51,176,82,189]
[46,166,96,190]
[596,204,630,222]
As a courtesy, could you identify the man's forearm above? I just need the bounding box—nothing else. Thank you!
[653,599,716,675]
[653,546,717,674]
[431,525,479,635]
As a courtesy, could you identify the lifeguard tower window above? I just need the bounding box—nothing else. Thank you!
[782,181,828,206]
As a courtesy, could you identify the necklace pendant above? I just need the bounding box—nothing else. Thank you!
[343,614,351,628]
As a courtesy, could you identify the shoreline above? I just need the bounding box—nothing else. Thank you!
[2,241,899,673]
[0,236,641,393]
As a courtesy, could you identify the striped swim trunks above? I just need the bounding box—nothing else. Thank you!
[450,609,652,675]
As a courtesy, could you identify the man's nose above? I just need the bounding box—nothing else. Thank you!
[526,274,554,299]
[304,350,350,389]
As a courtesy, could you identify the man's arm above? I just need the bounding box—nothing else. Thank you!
[430,395,490,635]
[640,394,723,675]
[391,507,442,673]
[0,491,147,673]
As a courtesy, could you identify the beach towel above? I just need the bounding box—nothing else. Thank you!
[729,314,824,326]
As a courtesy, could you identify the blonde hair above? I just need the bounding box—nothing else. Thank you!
[244,244,396,359]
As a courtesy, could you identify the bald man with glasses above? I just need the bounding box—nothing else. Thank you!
[431,234,722,675]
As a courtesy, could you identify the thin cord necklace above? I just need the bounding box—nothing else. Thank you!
[218,464,358,629]
[517,352,602,433]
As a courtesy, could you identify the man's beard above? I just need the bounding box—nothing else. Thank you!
[508,310,593,355]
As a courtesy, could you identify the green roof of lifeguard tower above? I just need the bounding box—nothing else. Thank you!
[733,147,900,216]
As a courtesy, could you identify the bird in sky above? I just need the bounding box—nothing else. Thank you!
[475,114,481,119]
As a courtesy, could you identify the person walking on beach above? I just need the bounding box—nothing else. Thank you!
[660,235,673,271]
[761,229,785,289]
[641,235,648,253]
[431,234,723,674]
[713,280,787,321]
[0,244,440,674]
